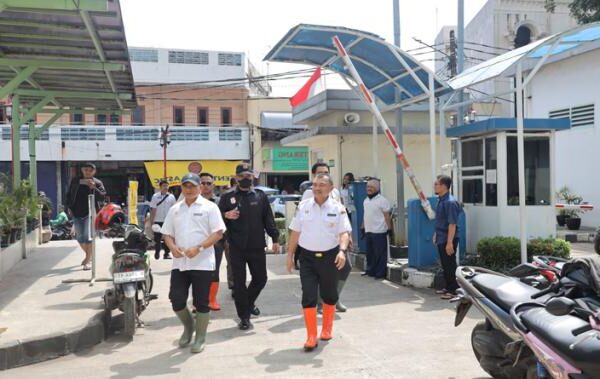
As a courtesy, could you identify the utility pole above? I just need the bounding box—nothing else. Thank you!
[448,30,457,77]
[159,125,170,179]
[393,0,406,245]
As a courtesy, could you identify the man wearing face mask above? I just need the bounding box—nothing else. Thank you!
[218,163,279,330]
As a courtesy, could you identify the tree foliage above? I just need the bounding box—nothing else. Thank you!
[545,0,600,24]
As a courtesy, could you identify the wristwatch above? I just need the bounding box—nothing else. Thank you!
[339,248,347,254]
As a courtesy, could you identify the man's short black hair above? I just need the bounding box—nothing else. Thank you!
[311,162,329,174]
[437,175,452,190]
[199,172,214,179]
[158,180,169,186]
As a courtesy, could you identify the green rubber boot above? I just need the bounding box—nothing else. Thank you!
[336,280,347,312]
[175,308,194,347]
[191,312,210,353]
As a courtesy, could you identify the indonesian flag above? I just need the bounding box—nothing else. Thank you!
[289,67,322,107]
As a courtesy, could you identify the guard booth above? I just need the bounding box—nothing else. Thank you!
[446,118,570,252]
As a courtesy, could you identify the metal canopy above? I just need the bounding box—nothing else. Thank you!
[264,24,449,110]
[448,21,600,91]
[0,0,136,111]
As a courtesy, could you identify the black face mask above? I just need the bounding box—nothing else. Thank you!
[238,178,252,189]
[367,191,379,199]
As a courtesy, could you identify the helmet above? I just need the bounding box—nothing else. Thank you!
[95,202,125,231]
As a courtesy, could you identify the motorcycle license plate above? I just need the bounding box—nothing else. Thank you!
[114,270,145,284]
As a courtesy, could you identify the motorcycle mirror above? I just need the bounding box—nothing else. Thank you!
[151,224,162,233]
[546,297,576,316]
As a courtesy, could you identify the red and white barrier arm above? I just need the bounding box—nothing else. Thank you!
[331,35,436,220]
[555,204,594,211]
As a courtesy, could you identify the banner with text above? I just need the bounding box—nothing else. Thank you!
[144,160,241,187]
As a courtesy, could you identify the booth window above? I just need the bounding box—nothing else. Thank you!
[485,138,498,206]
[461,137,497,206]
[507,136,550,206]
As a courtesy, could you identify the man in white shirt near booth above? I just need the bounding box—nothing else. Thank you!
[161,173,226,354]
[149,180,176,260]
[362,179,393,279]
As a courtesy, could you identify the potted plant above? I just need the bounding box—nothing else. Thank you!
[556,186,584,229]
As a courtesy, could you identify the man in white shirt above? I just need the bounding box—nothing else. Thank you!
[161,173,226,354]
[362,179,393,279]
[149,180,176,260]
[300,162,352,313]
[287,173,351,352]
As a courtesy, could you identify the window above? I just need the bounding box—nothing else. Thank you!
[197,107,208,126]
[507,136,550,206]
[460,137,496,206]
[109,114,120,125]
[129,48,158,62]
[549,104,595,128]
[221,107,232,126]
[514,25,532,48]
[71,111,84,125]
[132,106,145,126]
[168,50,209,65]
[96,114,107,125]
[173,106,185,126]
[218,53,242,66]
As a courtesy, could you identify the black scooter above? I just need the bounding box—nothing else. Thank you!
[103,224,157,339]
[50,220,74,240]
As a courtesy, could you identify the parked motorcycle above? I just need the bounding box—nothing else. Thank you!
[511,257,600,378]
[96,202,126,238]
[508,255,567,289]
[594,227,600,255]
[50,220,74,240]
[103,224,157,339]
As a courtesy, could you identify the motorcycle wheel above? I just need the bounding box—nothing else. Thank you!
[594,233,600,255]
[123,296,137,339]
[471,321,529,379]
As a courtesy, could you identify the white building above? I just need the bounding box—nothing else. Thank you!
[527,46,600,228]
[436,0,576,116]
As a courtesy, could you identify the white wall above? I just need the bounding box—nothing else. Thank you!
[529,49,600,227]
[131,48,247,85]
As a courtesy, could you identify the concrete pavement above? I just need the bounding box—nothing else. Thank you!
[2,240,490,379]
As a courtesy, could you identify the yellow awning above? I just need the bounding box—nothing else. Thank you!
[144,160,241,187]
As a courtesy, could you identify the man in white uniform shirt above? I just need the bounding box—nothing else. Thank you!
[299,162,352,313]
[161,173,226,354]
[287,173,352,352]
[362,179,393,279]
[149,180,176,260]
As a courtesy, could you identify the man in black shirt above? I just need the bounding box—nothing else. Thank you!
[65,162,106,270]
[218,163,279,330]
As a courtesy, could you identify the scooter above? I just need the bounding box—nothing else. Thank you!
[50,220,74,240]
[508,255,567,289]
[511,258,600,379]
[96,202,126,238]
[103,224,157,339]
[454,266,544,378]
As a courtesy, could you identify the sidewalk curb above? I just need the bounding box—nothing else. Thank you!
[0,310,106,370]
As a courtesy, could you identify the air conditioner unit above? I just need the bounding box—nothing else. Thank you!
[343,112,360,125]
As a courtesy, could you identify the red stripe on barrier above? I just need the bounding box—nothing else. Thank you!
[360,84,373,103]
[333,37,346,56]
[385,129,399,149]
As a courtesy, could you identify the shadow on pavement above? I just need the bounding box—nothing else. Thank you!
[255,347,325,373]
[109,348,193,378]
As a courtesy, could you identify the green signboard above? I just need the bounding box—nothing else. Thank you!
[272,147,309,171]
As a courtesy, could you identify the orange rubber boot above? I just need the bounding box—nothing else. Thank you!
[320,303,336,341]
[303,307,319,351]
[208,282,221,311]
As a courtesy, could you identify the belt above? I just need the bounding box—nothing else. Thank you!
[300,246,339,257]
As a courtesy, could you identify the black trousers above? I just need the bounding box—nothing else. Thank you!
[299,246,340,308]
[169,269,212,314]
[153,222,170,257]
[366,233,388,278]
[230,246,267,319]
[437,239,459,293]
[212,242,224,283]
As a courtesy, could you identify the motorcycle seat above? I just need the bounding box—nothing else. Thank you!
[472,273,545,312]
[521,307,600,377]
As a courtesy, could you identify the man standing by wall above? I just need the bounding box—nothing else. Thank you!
[161,173,226,353]
[433,175,461,300]
[287,173,351,352]
[65,162,106,271]
[218,163,279,330]
[149,180,176,260]
[362,179,392,280]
